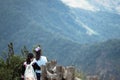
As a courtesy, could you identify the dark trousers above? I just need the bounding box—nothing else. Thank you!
[36,73,41,80]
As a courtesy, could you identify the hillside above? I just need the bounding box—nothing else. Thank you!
[0,0,81,52]
[48,38,120,80]
[0,0,120,80]
[1,0,120,52]
[72,8,120,40]
[73,39,120,80]
[1,38,120,80]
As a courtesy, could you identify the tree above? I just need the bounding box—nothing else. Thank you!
[0,43,25,80]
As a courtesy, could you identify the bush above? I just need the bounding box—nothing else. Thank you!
[0,43,25,80]
[0,55,24,80]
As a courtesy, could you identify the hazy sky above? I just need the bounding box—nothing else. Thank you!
[61,0,120,14]
[61,0,98,11]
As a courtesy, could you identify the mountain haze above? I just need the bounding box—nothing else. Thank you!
[1,0,120,50]
[0,0,120,80]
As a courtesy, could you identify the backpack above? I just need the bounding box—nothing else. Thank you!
[24,63,37,80]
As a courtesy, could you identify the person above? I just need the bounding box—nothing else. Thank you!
[32,46,48,80]
[21,53,35,80]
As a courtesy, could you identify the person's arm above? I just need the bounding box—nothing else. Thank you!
[21,64,25,75]
[32,62,41,70]
[21,64,25,80]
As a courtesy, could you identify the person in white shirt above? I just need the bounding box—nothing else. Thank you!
[32,46,48,80]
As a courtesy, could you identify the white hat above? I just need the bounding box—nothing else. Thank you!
[35,46,41,52]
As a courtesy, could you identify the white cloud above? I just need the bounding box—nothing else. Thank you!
[61,0,99,12]
[61,0,120,14]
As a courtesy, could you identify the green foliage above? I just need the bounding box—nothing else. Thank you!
[0,55,24,80]
[21,45,29,58]
[0,43,25,80]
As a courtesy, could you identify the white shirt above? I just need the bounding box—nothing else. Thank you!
[32,56,47,73]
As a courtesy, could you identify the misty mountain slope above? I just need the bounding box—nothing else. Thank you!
[0,0,91,52]
[46,38,120,80]
[0,0,114,47]
[0,0,82,51]
[73,39,120,80]
[88,0,120,14]
[0,0,120,79]
[0,0,120,65]
[71,8,120,40]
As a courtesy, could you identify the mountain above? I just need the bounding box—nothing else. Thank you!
[1,0,120,51]
[0,0,120,80]
[71,8,120,40]
[61,0,120,41]
[88,0,120,14]
[73,39,120,80]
